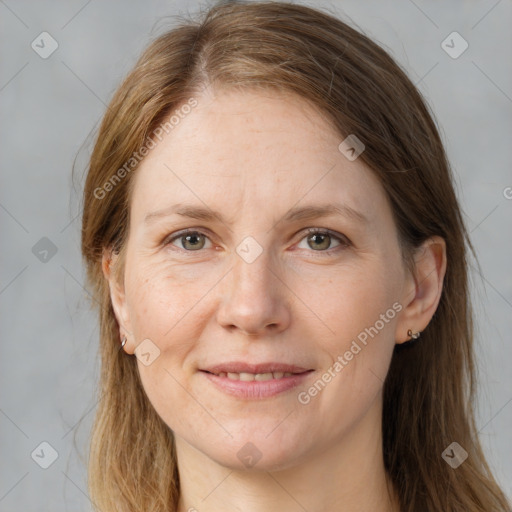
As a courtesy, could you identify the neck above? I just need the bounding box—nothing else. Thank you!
[176,400,400,512]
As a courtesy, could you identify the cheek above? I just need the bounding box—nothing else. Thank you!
[299,260,401,410]
[124,286,196,435]
[122,257,219,427]
[306,258,401,349]
[125,256,218,340]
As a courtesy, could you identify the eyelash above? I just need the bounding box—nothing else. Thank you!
[164,228,350,256]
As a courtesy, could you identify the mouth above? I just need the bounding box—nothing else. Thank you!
[205,370,298,381]
[199,362,314,399]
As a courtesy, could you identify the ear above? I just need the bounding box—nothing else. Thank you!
[395,236,447,344]
[102,249,135,354]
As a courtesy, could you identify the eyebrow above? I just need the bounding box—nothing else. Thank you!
[144,202,368,226]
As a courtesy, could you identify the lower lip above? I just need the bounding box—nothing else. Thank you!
[200,371,313,399]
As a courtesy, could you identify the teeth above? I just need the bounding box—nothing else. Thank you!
[215,371,296,381]
[254,373,273,381]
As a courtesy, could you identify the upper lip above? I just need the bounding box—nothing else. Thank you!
[201,362,312,375]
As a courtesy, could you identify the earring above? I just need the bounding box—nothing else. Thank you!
[120,336,127,349]
[407,329,420,340]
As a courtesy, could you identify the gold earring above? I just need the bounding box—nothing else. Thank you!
[407,329,420,340]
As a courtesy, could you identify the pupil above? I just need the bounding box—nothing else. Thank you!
[309,233,330,250]
[184,233,203,250]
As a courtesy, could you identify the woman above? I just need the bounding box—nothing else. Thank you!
[81,2,510,511]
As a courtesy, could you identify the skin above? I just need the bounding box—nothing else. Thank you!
[104,87,446,512]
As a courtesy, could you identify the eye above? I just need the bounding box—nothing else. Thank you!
[167,230,213,251]
[164,228,349,254]
[296,228,349,252]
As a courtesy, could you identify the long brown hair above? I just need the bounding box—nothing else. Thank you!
[81,2,510,510]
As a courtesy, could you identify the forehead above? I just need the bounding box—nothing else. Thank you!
[129,88,388,228]
[140,88,340,173]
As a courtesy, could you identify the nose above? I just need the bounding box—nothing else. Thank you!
[215,247,291,337]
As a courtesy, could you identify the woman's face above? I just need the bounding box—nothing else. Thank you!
[110,88,414,470]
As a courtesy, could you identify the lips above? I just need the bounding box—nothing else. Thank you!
[202,362,311,375]
[199,362,314,399]
[213,371,295,381]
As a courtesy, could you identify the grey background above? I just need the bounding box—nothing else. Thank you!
[0,0,510,510]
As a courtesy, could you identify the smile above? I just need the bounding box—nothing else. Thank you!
[199,362,314,399]
[209,371,295,381]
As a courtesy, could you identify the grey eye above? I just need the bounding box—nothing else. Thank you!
[298,232,343,251]
[171,232,211,251]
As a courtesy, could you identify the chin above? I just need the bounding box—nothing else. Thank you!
[198,434,310,473]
